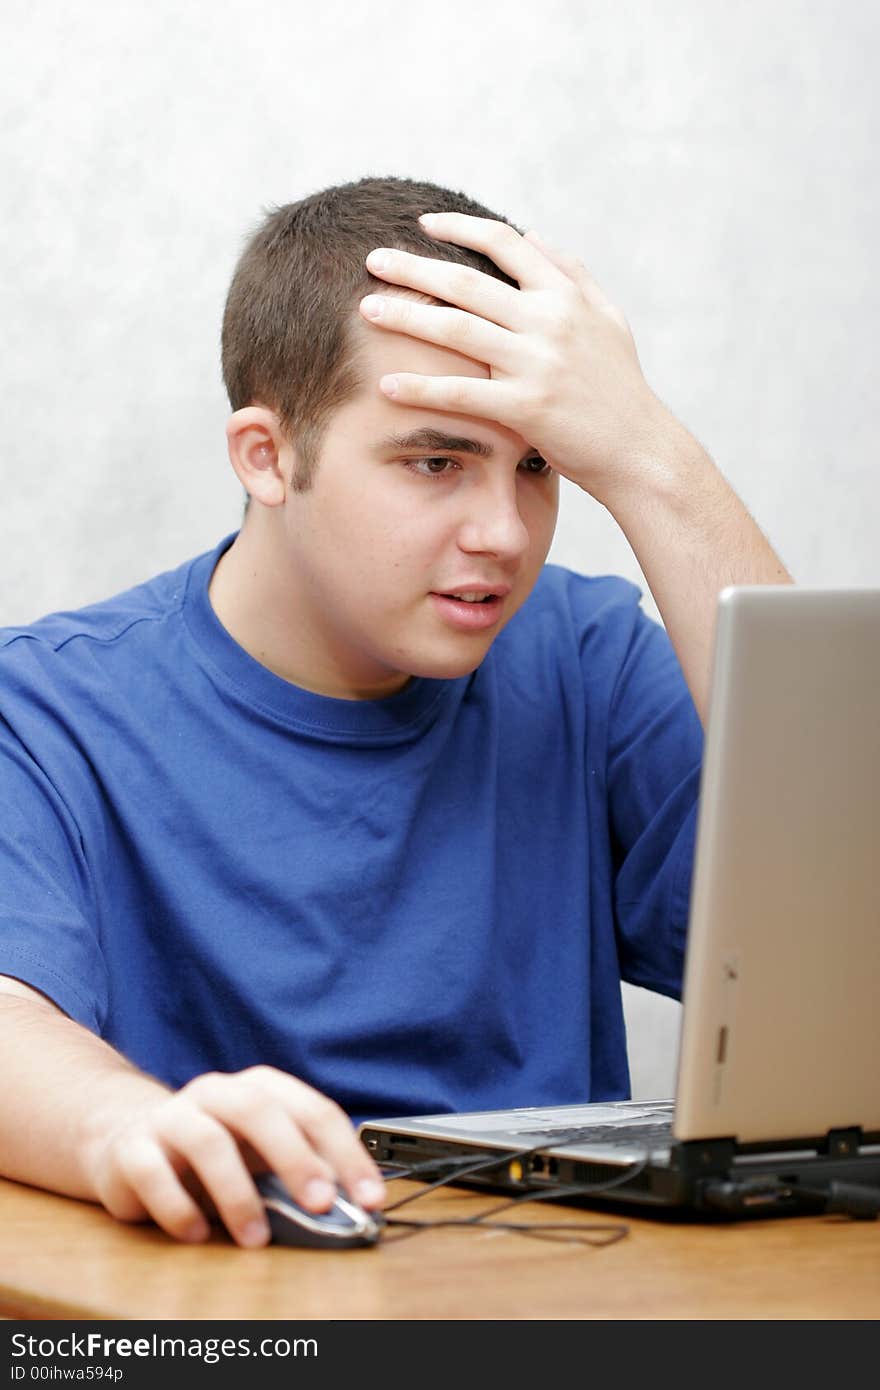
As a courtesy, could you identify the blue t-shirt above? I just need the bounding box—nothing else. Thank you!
[0,533,702,1122]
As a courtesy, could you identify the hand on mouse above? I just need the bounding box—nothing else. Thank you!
[79,1066,385,1247]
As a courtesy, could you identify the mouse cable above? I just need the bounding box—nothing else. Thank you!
[380,1130,649,1212]
[376,1137,651,1248]
[378,1214,628,1248]
[381,1176,645,1247]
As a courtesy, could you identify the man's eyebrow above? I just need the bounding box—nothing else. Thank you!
[374,428,494,458]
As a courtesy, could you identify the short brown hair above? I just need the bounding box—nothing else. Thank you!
[221,175,521,492]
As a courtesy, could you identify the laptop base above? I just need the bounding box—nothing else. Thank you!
[364,1128,880,1223]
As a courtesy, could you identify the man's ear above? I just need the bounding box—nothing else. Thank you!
[225,406,294,508]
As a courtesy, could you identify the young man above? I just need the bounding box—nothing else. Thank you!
[0,176,790,1249]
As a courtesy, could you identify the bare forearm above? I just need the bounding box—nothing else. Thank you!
[0,993,170,1200]
[605,417,793,725]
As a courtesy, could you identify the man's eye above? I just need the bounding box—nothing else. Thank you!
[403,455,550,480]
[406,456,457,478]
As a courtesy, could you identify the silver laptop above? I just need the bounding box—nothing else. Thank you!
[360,587,880,1219]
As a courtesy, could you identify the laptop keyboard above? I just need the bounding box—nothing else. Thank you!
[510,1120,673,1150]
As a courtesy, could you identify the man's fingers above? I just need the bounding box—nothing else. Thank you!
[418,212,572,292]
[365,246,524,328]
[154,1101,277,1246]
[107,1134,213,1244]
[235,1067,386,1209]
[378,372,528,427]
[176,1083,342,1218]
[359,293,518,370]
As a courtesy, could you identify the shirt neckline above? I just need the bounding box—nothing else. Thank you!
[181,532,459,740]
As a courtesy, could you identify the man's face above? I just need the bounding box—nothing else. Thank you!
[276,313,559,698]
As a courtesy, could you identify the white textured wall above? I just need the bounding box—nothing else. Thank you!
[3,0,878,1098]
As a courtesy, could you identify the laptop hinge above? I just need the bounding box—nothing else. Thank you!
[818,1126,863,1157]
[673,1137,737,1177]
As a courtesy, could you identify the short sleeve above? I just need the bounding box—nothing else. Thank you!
[605,609,703,997]
[0,713,108,1029]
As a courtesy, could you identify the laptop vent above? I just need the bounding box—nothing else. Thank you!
[571,1159,654,1194]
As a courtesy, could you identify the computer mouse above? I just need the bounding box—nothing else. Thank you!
[254,1172,384,1249]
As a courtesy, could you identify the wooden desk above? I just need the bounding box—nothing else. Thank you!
[1,1176,878,1320]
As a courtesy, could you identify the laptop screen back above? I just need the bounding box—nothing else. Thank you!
[673,586,880,1144]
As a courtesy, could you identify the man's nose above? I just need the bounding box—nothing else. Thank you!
[456,480,531,562]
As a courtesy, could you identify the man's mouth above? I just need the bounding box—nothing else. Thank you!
[431,582,512,603]
[428,588,510,631]
[440,592,497,604]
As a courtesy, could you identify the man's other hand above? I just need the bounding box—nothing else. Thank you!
[82,1066,385,1247]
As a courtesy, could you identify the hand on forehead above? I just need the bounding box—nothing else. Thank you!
[355,210,656,502]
